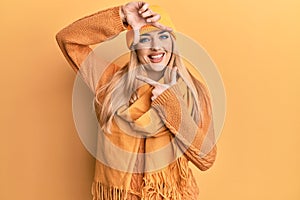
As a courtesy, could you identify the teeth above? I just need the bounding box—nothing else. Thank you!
[150,54,163,59]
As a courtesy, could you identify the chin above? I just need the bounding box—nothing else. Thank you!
[149,63,167,72]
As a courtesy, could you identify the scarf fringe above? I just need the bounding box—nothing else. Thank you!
[141,158,197,200]
[92,159,198,200]
[91,181,129,200]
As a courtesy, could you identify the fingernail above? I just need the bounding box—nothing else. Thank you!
[146,19,151,23]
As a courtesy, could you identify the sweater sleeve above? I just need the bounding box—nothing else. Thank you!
[55,6,127,91]
[151,78,217,171]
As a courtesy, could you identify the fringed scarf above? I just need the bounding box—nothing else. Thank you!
[92,77,200,200]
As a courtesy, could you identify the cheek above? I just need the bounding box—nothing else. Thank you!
[164,53,172,63]
[163,39,173,52]
[166,45,172,52]
[136,50,149,63]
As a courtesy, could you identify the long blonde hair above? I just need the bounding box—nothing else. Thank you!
[94,36,206,133]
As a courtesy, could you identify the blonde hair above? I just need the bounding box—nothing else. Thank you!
[94,36,206,133]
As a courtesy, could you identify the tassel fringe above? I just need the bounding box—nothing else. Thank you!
[141,158,198,200]
[92,181,129,200]
[92,158,198,200]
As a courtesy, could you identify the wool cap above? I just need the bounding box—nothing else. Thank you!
[125,5,176,49]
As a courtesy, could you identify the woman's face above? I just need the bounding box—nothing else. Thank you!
[136,30,173,76]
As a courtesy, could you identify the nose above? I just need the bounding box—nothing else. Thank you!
[150,38,162,50]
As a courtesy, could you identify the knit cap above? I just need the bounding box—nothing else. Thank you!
[126,5,176,49]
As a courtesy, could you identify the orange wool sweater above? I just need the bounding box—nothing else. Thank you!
[56,6,217,200]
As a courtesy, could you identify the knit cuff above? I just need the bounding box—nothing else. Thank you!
[152,84,183,106]
[108,6,128,31]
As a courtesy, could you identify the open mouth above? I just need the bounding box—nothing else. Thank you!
[148,53,165,63]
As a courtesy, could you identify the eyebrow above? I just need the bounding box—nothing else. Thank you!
[140,31,169,37]
[158,31,168,34]
[140,33,151,37]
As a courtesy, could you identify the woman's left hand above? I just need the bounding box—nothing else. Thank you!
[136,67,178,101]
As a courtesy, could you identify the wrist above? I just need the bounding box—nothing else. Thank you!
[120,6,128,26]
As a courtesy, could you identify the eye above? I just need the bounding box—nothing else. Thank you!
[159,34,169,40]
[139,37,150,43]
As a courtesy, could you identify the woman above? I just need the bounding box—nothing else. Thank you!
[56,1,217,199]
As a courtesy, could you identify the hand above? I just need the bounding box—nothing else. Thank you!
[121,1,172,31]
[121,1,173,45]
[136,67,178,101]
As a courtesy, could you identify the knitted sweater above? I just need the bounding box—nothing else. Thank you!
[56,6,217,200]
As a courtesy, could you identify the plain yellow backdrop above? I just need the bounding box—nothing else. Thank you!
[1,0,299,199]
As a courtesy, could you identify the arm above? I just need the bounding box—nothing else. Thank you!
[56,2,172,92]
[55,2,172,72]
[55,6,127,73]
[151,78,217,171]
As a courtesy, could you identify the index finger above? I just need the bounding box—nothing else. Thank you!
[136,75,160,86]
[151,21,173,32]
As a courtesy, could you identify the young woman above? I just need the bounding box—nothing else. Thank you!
[56,1,217,199]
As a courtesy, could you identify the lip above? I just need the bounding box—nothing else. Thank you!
[148,52,165,63]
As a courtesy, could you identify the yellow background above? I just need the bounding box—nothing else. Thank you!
[1,0,299,199]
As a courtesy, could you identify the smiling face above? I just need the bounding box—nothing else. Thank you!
[135,30,173,80]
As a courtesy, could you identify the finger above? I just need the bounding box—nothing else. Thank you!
[140,9,153,18]
[170,67,178,85]
[136,75,159,86]
[138,2,149,14]
[152,87,159,96]
[151,21,173,32]
[132,29,140,46]
[146,13,160,23]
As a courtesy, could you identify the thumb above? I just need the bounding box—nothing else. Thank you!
[136,75,160,86]
[132,29,141,46]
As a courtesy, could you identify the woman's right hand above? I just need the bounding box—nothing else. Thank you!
[121,2,172,32]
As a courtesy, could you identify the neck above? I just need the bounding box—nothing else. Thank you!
[145,68,166,81]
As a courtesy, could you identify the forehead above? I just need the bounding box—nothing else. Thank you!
[140,30,170,37]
